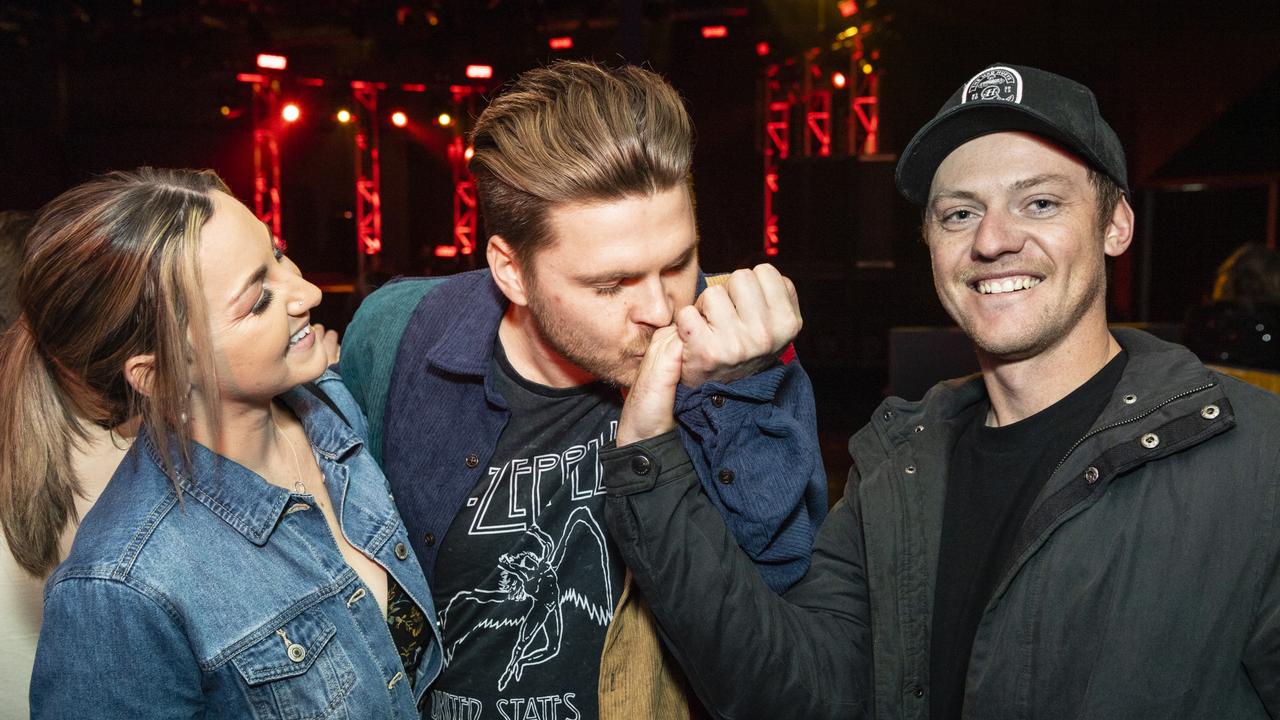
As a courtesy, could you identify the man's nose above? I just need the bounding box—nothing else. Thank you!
[971,208,1027,260]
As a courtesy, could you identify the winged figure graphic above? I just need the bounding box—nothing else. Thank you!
[439,505,615,691]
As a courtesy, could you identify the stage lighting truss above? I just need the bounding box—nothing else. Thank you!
[237,59,492,281]
[758,24,882,258]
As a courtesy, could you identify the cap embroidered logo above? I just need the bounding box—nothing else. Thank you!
[962,66,1023,104]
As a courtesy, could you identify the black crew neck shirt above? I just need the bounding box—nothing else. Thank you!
[929,351,1128,720]
[428,340,624,720]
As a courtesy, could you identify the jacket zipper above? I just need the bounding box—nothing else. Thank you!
[1050,382,1217,477]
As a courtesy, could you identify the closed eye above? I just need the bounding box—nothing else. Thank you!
[250,288,274,315]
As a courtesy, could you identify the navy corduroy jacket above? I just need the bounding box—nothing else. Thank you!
[339,268,827,592]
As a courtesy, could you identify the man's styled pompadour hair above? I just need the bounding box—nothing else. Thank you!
[468,60,694,266]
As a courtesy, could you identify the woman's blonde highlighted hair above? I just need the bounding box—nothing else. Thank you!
[468,60,694,267]
[0,168,226,576]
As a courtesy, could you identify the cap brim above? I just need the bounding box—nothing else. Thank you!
[895,103,1106,206]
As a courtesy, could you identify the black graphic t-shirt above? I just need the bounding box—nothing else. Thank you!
[427,341,625,720]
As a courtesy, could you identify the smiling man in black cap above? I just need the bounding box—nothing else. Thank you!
[597,63,1280,719]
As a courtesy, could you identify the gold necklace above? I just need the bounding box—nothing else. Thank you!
[273,415,308,495]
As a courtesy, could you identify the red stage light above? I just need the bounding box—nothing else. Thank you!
[299,77,326,87]
[434,245,459,258]
[755,41,770,57]
[257,53,288,71]
[402,83,427,92]
[236,72,267,84]
[838,0,858,17]
[701,25,728,39]
[281,103,301,123]
[336,109,352,124]
[549,36,574,50]
[465,65,493,79]
[832,71,847,89]
[391,111,409,127]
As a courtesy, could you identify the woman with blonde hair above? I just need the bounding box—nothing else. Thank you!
[0,168,441,718]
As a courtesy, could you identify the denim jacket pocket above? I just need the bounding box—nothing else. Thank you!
[231,608,357,720]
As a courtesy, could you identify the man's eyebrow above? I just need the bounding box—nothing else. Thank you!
[1010,173,1072,191]
[577,246,696,286]
[664,246,696,271]
[928,189,981,207]
[578,268,640,285]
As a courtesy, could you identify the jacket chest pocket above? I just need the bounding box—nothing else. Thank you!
[231,608,357,720]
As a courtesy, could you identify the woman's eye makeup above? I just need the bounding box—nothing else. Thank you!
[250,288,274,315]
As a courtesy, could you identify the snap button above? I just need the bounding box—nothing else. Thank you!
[1122,394,1137,405]
[630,455,652,475]
[711,394,726,408]
[424,532,436,547]
[1201,404,1220,420]
[912,685,925,698]
[287,643,306,663]
[913,425,925,433]
[394,542,409,560]
[465,453,480,468]
[882,409,893,421]
[1140,433,1160,449]
[1084,466,1100,484]
[718,469,735,485]
[904,465,916,475]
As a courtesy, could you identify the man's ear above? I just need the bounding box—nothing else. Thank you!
[1103,195,1135,258]
[123,354,156,398]
[487,235,531,307]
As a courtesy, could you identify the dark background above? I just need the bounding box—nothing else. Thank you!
[3,1,1278,482]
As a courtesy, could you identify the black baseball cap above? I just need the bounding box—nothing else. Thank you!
[895,63,1129,205]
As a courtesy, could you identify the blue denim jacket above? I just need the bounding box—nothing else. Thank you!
[31,372,443,719]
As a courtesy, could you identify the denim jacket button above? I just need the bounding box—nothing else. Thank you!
[394,542,409,560]
[718,469,735,485]
[465,453,480,468]
[424,532,436,547]
[711,394,726,408]
[287,643,306,663]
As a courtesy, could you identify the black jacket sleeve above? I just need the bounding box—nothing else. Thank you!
[601,431,873,719]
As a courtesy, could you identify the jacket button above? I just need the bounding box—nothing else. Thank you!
[882,409,893,421]
[1122,393,1138,404]
[1084,466,1100,484]
[394,542,408,560]
[1140,433,1160,449]
[904,465,916,474]
[912,686,924,698]
[424,532,436,547]
[465,453,480,468]
[287,643,306,663]
[1201,404,1220,419]
[913,425,925,433]
[718,469,735,485]
[711,394,726,408]
[630,455,652,475]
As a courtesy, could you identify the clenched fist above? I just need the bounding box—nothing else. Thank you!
[674,264,801,389]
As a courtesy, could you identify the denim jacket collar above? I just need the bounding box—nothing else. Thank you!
[139,383,366,548]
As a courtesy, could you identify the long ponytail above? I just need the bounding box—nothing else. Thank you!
[0,319,86,576]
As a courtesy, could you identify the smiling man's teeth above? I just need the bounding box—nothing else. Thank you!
[976,276,1041,295]
[288,325,312,346]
